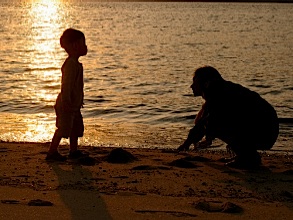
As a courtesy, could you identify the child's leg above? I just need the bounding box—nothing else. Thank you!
[68,135,88,159]
[46,129,66,161]
[69,136,78,152]
[48,129,62,154]
[69,111,84,153]
[48,101,68,155]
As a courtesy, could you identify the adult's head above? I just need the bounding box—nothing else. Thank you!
[191,66,223,97]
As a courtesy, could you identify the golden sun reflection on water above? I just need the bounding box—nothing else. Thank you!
[28,0,65,67]
[19,0,66,142]
[24,118,55,143]
[0,113,56,143]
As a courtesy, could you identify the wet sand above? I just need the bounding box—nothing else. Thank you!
[0,142,293,220]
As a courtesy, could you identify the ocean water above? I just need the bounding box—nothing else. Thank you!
[0,0,292,152]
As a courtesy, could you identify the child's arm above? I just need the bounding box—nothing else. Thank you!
[61,61,78,112]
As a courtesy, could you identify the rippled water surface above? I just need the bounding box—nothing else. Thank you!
[0,1,292,151]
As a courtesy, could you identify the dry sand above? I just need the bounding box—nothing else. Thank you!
[0,142,293,220]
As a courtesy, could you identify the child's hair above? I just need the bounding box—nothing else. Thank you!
[60,28,85,52]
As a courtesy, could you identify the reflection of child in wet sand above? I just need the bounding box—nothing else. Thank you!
[178,66,279,169]
[46,28,88,161]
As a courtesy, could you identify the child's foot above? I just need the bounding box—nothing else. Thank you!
[46,151,67,162]
[68,150,89,159]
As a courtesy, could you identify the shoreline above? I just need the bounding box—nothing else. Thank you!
[94,1,293,3]
[1,142,293,219]
[1,138,292,154]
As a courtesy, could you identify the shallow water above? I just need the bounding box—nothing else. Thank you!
[0,1,292,151]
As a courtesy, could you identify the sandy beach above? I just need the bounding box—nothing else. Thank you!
[0,142,292,220]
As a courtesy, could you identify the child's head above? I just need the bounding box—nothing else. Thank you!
[60,28,87,56]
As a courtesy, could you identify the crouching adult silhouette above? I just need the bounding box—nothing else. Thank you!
[178,66,279,169]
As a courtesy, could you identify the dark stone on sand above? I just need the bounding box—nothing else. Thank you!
[221,202,243,213]
[132,165,171,170]
[132,165,153,170]
[168,158,198,168]
[282,170,293,175]
[28,199,53,206]
[0,148,9,153]
[193,200,215,212]
[184,156,210,162]
[106,148,136,164]
[135,210,197,217]
[280,190,293,199]
[1,199,20,204]
[193,200,242,213]
[161,149,177,153]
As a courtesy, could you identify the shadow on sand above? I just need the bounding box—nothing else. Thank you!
[50,162,112,220]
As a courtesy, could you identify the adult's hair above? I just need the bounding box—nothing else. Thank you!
[60,28,85,51]
[194,66,224,85]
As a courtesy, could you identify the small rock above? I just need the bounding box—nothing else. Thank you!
[106,148,136,164]
[28,199,53,206]
[132,165,154,170]
[193,200,242,213]
[132,165,170,170]
[193,200,215,212]
[282,170,293,175]
[1,200,20,204]
[185,156,210,162]
[280,190,293,199]
[221,202,243,213]
[169,158,198,168]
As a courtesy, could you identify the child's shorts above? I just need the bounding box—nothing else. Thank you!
[55,108,84,138]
